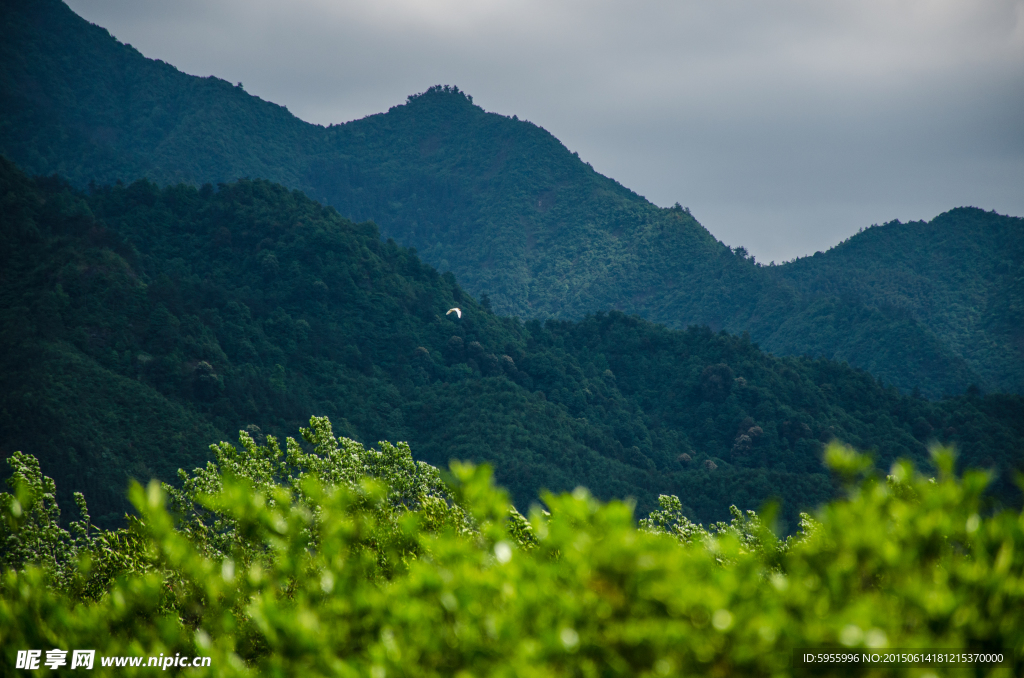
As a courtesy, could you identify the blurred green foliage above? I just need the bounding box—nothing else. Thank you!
[2,430,1023,676]
[2,158,1022,531]
[3,0,1021,397]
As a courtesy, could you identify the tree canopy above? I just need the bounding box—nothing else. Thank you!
[2,428,1022,675]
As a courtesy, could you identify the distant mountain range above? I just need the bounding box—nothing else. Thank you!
[2,0,1021,400]
[2,159,1021,531]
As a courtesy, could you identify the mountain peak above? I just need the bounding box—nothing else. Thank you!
[404,84,475,108]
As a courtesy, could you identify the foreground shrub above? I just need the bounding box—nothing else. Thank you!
[1,418,1022,676]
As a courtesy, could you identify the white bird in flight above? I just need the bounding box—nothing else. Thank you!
[446,308,462,318]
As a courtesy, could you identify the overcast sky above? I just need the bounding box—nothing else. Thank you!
[67,0,1024,263]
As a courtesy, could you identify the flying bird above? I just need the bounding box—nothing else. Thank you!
[446,308,462,318]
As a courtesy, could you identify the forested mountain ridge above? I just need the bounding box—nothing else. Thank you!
[2,0,1021,397]
[0,0,760,326]
[2,158,1022,531]
[0,0,320,192]
[312,91,1010,397]
[771,209,1024,395]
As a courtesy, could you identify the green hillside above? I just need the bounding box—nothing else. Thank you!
[1,0,1021,398]
[2,159,1022,531]
[310,90,1010,397]
[0,0,318,191]
[771,210,1024,394]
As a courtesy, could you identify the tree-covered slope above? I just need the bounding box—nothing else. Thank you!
[2,159,1022,531]
[0,0,760,329]
[310,90,1008,397]
[770,209,1024,394]
[1,0,1021,398]
[311,87,765,326]
[0,0,319,191]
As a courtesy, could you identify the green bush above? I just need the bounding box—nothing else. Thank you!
[2,419,1022,676]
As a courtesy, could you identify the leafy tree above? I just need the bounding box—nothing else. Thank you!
[2,431,1023,675]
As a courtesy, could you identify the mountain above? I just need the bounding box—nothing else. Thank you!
[771,210,1024,395]
[1,0,1021,398]
[2,158,1022,531]
[0,0,319,191]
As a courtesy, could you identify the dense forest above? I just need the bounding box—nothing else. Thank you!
[2,159,1022,534]
[771,211,1024,398]
[2,0,1021,398]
